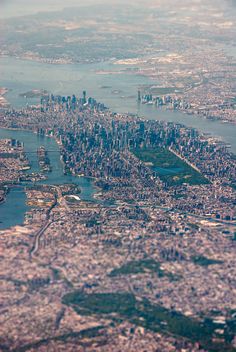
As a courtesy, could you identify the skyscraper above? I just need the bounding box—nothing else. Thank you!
[83,91,87,104]
[138,90,141,102]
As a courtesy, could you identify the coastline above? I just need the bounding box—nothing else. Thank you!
[0,56,235,153]
[0,126,98,229]
[0,87,10,108]
[140,104,236,127]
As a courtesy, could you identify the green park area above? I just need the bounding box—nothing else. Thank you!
[62,291,236,352]
[109,258,179,281]
[192,256,223,267]
[13,327,104,352]
[132,147,209,186]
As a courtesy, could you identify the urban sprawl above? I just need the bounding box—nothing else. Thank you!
[0,93,236,352]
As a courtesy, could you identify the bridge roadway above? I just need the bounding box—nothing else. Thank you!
[24,150,60,154]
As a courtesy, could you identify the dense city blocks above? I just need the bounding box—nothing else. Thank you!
[0,1,236,351]
[0,93,235,351]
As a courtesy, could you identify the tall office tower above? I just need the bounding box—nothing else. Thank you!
[83,90,87,104]
[138,90,141,102]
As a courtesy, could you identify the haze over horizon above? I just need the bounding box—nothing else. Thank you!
[0,0,236,351]
[0,0,137,19]
[1,0,236,19]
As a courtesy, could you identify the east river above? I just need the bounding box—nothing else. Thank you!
[0,129,96,229]
[0,56,236,229]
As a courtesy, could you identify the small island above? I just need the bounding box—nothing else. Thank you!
[19,89,49,99]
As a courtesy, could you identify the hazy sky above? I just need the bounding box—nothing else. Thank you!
[0,0,235,19]
[0,0,115,19]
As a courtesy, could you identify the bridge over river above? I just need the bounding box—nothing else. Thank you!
[0,128,96,230]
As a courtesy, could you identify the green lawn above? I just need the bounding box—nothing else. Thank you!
[109,258,179,281]
[62,291,236,352]
[132,147,208,186]
[192,256,224,267]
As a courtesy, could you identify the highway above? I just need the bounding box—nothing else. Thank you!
[30,187,58,258]
[29,186,73,258]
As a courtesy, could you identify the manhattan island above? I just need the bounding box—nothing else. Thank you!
[0,92,235,352]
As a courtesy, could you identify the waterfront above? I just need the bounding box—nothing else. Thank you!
[0,186,28,229]
[1,2,236,350]
[0,57,236,153]
[0,54,236,229]
[0,128,96,230]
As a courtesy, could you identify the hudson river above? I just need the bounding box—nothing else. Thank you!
[0,56,235,229]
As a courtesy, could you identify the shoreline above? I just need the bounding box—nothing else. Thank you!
[0,87,10,108]
[0,54,101,66]
[0,105,234,159]
[1,54,235,127]
[0,198,6,205]
[0,127,98,230]
[140,104,236,127]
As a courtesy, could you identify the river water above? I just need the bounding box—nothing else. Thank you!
[0,56,235,229]
[1,57,235,152]
[0,128,96,230]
